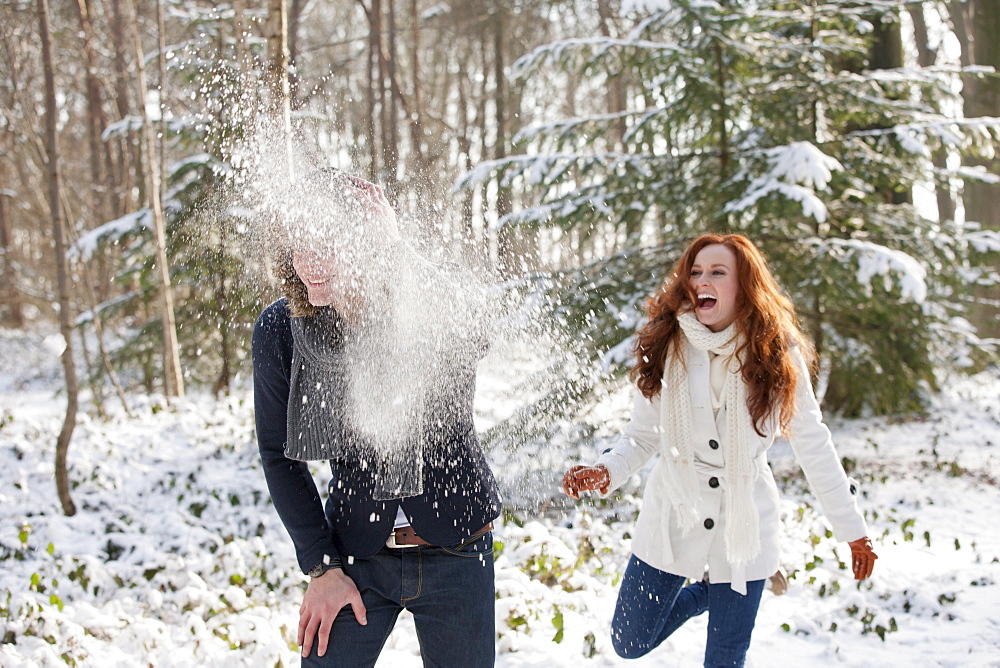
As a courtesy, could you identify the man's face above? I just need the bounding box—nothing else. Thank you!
[282,173,399,318]
[292,248,355,308]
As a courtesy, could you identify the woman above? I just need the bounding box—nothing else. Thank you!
[562,234,876,666]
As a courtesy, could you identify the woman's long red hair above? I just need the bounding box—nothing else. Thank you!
[630,234,813,435]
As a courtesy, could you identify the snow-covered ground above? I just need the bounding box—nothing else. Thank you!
[1,326,998,667]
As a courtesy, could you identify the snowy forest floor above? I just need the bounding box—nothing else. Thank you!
[1,326,999,667]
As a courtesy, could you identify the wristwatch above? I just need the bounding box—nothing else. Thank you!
[307,560,341,578]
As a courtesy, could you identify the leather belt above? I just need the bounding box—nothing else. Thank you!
[386,522,494,549]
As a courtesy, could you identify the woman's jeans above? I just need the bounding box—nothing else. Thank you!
[302,532,495,667]
[611,555,765,667]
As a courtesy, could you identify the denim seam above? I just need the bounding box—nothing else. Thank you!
[400,549,424,604]
[438,533,494,558]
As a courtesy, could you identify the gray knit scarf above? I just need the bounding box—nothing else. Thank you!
[285,304,424,500]
[286,306,351,462]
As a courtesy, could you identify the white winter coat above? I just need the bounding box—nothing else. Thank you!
[596,341,868,594]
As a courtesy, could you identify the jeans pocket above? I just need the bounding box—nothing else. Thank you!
[439,531,494,558]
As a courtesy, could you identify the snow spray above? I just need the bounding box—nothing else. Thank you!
[213,103,599,508]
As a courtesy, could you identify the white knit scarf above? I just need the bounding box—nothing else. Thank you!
[662,311,761,565]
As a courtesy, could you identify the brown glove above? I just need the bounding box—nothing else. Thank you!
[561,465,610,499]
[848,537,877,580]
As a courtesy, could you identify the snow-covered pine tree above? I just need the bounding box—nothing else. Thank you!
[76,20,269,394]
[461,0,999,422]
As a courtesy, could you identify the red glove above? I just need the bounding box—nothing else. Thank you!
[561,465,610,499]
[848,537,877,580]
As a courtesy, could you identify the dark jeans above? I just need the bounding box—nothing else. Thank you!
[611,555,765,667]
[302,532,495,668]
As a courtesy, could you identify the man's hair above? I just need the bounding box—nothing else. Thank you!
[272,246,317,318]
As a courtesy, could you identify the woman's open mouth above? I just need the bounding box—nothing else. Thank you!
[697,293,717,309]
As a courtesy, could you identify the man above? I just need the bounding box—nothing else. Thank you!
[252,170,500,666]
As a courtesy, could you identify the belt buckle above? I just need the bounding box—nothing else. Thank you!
[386,530,417,549]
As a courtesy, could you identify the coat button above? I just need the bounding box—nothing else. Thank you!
[704,518,715,530]
[708,476,719,488]
[709,439,719,450]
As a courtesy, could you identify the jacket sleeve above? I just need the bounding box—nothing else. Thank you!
[252,304,342,574]
[595,387,662,493]
[786,347,868,543]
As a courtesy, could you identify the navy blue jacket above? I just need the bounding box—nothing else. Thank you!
[252,298,501,574]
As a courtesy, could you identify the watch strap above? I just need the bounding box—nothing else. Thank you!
[307,559,342,578]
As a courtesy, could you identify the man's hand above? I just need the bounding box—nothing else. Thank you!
[561,465,610,499]
[298,568,367,658]
[346,177,400,249]
[848,537,878,580]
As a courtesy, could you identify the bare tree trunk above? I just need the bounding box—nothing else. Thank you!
[361,0,379,178]
[477,42,490,266]
[212,254,233,395]
[56,188,107,417]
[0,184,24,328]
[78,274,133,416]
[73,0,107,225]
[72,0,130,408]
[408,0,426,172]
[126,0,185,399]
[711,37,731,231]
[75,0,120,304]
[456,59,475,255]
[234,0,251,74]
[373,0,390,185]
[37,0,78,517]
[384,0,399,197]
[233,0,259,131]
[597,0,626,148]
[59,203,133,415]
[869,12,904,69]
[156,0,168,219]
[908,4,956,224]
[266,0,293,168]
[950,0,1000,333]
[288,0,303,108]
[105,0,143,317]
[807,6,825,361]
[869,11,911,206]
[0,118,24,326]
[951,0,1000,229]
[492,3,513,276]
[108,0,139,215]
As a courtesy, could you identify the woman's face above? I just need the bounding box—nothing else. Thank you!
[689,243,740,332]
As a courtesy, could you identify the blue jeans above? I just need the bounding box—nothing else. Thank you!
[302,532,496,667]
[611,555,765,667]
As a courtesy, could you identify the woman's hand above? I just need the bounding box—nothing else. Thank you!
[848,537,878,580]
[561,465,611,499]
[298,568,367,658]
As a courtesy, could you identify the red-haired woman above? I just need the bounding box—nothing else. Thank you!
[562,234,876,666]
